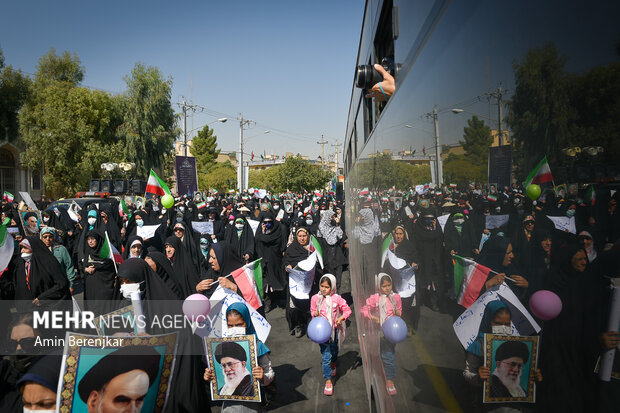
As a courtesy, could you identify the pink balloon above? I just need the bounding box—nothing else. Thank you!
[529,290,562,320]
[183,294,211,321]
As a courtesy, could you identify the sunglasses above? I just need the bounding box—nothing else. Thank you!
[6,337,37,353]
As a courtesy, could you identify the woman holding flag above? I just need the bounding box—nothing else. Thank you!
[284,227,315,338]
[78,229,117,315]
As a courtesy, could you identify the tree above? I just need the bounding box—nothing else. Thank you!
[190,125,220,188]
[460,116,492,166]
[202,161,237,192]
[118,63,178,177]
[246,155,332,192]
[506,43,576,177]
[34,48,84,87]
[355,153,430,189]
[443,154,485,184]
[0,47,31,141]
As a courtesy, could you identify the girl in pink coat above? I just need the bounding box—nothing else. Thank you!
[310,273,352,396]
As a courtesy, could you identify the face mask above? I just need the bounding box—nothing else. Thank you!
[120,282,142,300]
[483,211,490,216]
[409,202,415,206]
[21,252,32,261]
[306,219,313,225]
[24,408,56,413]
[235,223,244,229]
[43,217,50,223]
[495,207,501,213]
[161,208,167,214]
[224,327,246,337]
[453,218,465,225]
[273,205,280,211]
[88,217,97,225]
[136,220,144,227]
[264,221,273,229]
[179,206,185,212]
[198,214,204,220]
[176,217,183,223]
[492,325,513,335]
[566,209,576,217]
[424,218,434,226]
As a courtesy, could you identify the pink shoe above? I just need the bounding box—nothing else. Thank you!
[324,381,333,396]
[330,362,337,377]
[387,381,397,395]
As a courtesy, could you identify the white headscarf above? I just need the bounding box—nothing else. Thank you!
[317,273,340,342]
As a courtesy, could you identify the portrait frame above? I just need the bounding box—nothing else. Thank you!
[555,184,567,199]
[57,332,178,413]
[568,183,579,197]
[205,335,261,403]
[283,199,294,214]
[489,183,498,194]
[483,334,538,404]
[93,305,137,336]
[19,209,42,236]
[393,197,402,211]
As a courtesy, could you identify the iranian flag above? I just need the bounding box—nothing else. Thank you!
[486,194,498,202]
[98,231,123,267]
[585,186,596,206]
[449,183,457,188]
[230,259,263,310]
[453,255,492,308]
[0,218,15,271]
[228,189,235,194]
[524,156,553,187]
[309,235,324,269]
[359,188,369,196]
[3,191,14,203]
[381,233,395,267]
[211,188,218,195]
[196,202,206,210]
[119,198,130,217]
[146,169,171,196]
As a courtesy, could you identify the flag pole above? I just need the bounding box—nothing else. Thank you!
[453,255,515,282]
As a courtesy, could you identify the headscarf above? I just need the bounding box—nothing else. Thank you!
[353,208,381,245]
[316,273,339,342]
[210,242,245,277]
[466,300,510,357]
[226,302,270,357]
[146,250,183,299]
[165,235,201,298]
[317,210,343,246]
[16,355,63,393]
[477,235,511,272]
[375,273,398,325]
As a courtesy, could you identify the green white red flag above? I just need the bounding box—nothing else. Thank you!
[0,217,15,271]
[309,235,324,269]
[145,169,171,196]
[3,191,14,203]
[524,156,553,187]
[230,259,263,310]
[98,231,123,268]
[119,198,130,217]
[196,202,206,209]
[381,233,395,267]
[453,255,492,308]
[585,186,596,206]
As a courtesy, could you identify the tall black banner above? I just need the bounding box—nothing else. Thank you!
[488,146,512,188]
[175,156,198,196]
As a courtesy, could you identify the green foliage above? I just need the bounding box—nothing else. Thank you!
[0,49,31,142]
[118,63,178,177]
[191,125,221,188]
[247,155,332,192]
[19,83,124,197]
[443,154,486,184]
[34,48,84,87]
[202,161,237,192]
[460,116,492,166]
[355,153,431,189]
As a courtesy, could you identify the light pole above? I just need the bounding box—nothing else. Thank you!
[424,108,443,187]
[181,117,228,156]
[238,114,255,192]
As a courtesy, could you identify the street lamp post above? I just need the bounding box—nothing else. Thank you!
[424,108,443,187]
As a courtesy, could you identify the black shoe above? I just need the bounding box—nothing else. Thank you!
[294,326,304,338]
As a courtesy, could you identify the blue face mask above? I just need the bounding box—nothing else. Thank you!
[566,209,576,218]
[136,219,144,227]
[264,221,273,229]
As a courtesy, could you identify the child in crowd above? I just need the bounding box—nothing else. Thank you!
[310,273,352,396]
[362,274,402,395]
[204,302,275,412]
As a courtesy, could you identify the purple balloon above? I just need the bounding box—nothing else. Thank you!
[529,290,562,320]
[382,316,407,344]
[183,294,211,322]
[307,316,332,344]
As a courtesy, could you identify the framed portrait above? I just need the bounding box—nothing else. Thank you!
[20,210,42,236]
[489,183,498,194]
[283,200,294,214]
[568,183,579,197]
[393,197,402,211]
[57,332,178,413]
[555,184,567,199]
[205,335,261,403]
[260,203,270,212]
[93,305,137,336]
[483,334,538,404]
[135,196,146,210]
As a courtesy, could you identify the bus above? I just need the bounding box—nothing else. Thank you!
[344,1,619,411]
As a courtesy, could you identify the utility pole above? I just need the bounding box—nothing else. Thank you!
[178,100,202,157]
[426,107,443,187]
[317,135,328,167]
[238,114,254,192]
[332,140,341,173]
[487,85,505,146]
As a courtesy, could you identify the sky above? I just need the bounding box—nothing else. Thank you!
[0,0,364,160]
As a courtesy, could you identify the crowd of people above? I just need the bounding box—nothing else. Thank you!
[0,182,618,411]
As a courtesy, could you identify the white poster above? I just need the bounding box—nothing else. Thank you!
[192,221,214,235]
[136,224,160,240]
[485,214,509,229]
[19,192,38,210]
[546,215,576,234]
[437,214,450,231]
